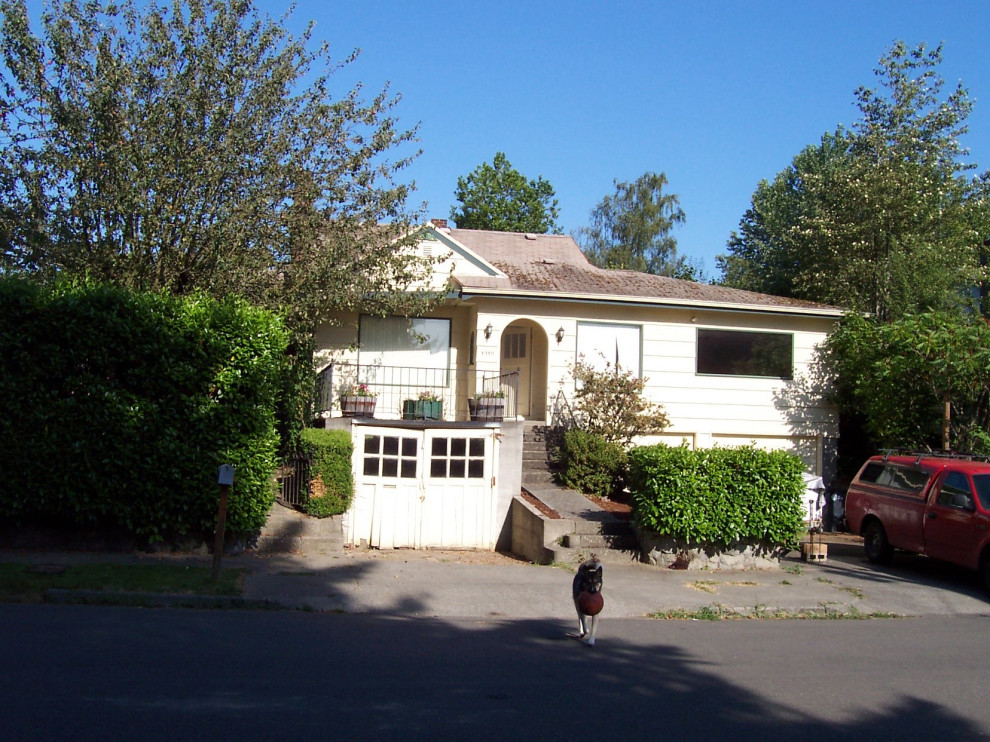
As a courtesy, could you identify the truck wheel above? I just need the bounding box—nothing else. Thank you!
[864,521,892,564]
[982,556,990,598]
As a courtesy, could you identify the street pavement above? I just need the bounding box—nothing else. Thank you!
[3,532,989,618]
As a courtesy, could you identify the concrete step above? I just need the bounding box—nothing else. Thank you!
[562,532,639,550]
[545,544,642,566]
[256,504,344,555]
[521,470,559,485]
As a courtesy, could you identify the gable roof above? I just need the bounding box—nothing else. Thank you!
[444,228,844,317]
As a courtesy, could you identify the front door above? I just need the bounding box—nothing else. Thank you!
[501,327,532,417]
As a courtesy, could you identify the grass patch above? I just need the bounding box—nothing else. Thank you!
[690,580,719,594]
[650,603,902,620]
[782,564,803,575]
[0,562,243,603]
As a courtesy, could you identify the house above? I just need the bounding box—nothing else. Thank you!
[313,220,843,551]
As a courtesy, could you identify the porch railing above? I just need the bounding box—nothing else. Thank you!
[315,362,518,422]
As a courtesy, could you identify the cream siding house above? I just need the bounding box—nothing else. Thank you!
[314,222,842,550]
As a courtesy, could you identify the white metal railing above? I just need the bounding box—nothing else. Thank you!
[315,362,518,422]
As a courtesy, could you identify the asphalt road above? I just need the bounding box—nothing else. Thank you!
[2,605,989,741]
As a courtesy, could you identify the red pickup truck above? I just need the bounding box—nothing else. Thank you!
[845,452,990,595]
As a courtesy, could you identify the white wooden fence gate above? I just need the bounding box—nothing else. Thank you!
[345,425,500,549]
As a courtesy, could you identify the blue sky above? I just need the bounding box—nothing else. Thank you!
[17,1,989,278]
[278,0,988,279]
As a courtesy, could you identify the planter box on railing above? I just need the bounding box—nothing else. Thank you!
[340,395,377,418]
[469,397,505,422]
[402,399,443,420]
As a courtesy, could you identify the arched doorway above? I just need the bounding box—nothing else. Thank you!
[500,320,548,420]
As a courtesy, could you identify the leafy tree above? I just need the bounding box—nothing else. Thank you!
[820,311,990,454]
[0,0,437,332]
[577,171,690,277]
[720,42,989,321]
[449,152,560,233]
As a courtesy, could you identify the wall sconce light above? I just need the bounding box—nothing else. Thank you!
[555,327,565,343]
[484,323,493,340]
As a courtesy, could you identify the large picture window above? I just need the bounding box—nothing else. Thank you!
[359,316,451,383]
[576,322,641,376]
[696,329,793,379]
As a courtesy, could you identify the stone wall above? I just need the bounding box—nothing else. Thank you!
[639,531,786,570]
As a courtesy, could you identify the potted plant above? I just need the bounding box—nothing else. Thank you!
[471,388,505,422]
[403,390,443,420]
[340,383,377,417]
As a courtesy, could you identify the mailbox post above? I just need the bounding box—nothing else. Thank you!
[212,465,235,582]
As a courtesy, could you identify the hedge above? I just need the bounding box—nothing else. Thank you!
[0,278,289,542]
[627,443,806,548]
[299,428,354,518]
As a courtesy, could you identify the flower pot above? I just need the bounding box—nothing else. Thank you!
[341,395,376,417]
[471,398,504,422]
[402,399,442,420]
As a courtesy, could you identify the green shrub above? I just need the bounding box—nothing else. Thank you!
[0,278,288,541]
[627,443,805,548]
[299,428,354,518]
[559,429,628,499]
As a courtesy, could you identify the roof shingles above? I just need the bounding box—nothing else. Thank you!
[447,228,839,312]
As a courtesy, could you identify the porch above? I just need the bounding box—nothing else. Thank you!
[314,362,520,422]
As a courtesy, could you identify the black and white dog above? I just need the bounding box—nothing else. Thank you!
[570,556,603,646]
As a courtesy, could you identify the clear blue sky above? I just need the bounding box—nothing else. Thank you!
[275,0,988,279]
[18,0,989,279]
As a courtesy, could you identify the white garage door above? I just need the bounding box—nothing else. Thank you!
[346,425,500,549]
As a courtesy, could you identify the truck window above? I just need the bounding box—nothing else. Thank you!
[858,463,885,483]
[876,465,930,494]
[972,475,990,511]
[938,471,975,510]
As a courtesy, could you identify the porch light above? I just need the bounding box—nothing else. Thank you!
[484,322,493,340]
[555,327,565,343]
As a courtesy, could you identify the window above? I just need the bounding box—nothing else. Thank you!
[973,475,990,510]
[858,462,930,495]
[359,316,450,382]
[429,437,485,479]
[576,322,641,376]
[938,471,975,510]
[362,435,418,479]
[696,329,793,379]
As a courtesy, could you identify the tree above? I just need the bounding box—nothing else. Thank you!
[719,42,988,321]
[0,0,438,332]
[821,311,990,454]
[449,152,560,233]
[577,171,689,277]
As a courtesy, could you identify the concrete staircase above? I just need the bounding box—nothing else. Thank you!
[520,423,640,564]
[255,502,345,555]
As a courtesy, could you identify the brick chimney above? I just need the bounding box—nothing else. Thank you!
[430,218,448,229]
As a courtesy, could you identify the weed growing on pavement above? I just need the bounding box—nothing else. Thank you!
[650,603,902,620]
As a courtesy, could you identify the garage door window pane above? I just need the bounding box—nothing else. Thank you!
[363,434,417,479]
[430,436,486,479]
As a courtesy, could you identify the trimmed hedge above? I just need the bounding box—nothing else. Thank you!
[558,428,627,499]
[0,278,289,542]
[299,428,354,518]
[627,443,805,548]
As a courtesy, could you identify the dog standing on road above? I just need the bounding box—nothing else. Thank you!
[570,556,603,646]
